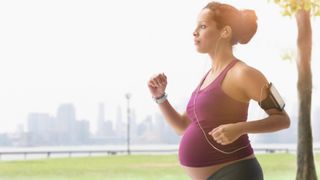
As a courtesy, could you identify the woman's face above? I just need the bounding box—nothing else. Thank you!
[193,9,221,53]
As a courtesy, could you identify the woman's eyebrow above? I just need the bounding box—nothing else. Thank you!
[198,20,211,24]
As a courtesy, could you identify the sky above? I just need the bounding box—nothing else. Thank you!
[0,0,319,134]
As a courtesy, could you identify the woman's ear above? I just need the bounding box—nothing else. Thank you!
[221,26,232,38]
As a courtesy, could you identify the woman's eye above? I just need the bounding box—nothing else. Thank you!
[200,25,206,29]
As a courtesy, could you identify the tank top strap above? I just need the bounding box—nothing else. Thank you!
[215,59,238,85]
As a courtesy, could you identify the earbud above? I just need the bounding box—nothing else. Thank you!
[221,30,227,38]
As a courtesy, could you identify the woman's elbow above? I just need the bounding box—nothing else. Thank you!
[176,130,184,136]
[175,118,191,136]
[175,128,186,136]
[175,124,190,136]
[282,114,291,129]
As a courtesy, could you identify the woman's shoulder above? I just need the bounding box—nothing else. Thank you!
[231,60,269,101]
[233,60,266,81]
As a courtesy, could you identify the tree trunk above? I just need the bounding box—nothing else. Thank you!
[295,9,317,180]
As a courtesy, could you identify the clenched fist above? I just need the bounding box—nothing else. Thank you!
[147,73,167,98]
[208,123,244,145]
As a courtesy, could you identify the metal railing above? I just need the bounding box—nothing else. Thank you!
[0,149,177,160]
[0,147,319,160]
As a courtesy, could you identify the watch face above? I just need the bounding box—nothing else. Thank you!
[270,83,285,109]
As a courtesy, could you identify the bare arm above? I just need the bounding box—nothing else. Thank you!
[158,101,191,135]
[239,109,290,134]
[238,66,290,134]
[209,66,290,145]
[148,73,191,135]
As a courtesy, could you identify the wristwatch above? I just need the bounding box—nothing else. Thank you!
[153,92,168,104]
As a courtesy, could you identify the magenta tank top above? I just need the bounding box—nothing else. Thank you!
[179,59,253,167]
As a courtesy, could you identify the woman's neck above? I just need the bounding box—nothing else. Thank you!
[208,47,235,74]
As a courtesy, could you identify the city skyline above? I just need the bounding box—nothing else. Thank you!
[1,99,319,147]
[0,102,183,146]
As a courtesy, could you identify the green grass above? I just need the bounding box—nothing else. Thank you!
[258,153,320,180]
[0,153,319,180]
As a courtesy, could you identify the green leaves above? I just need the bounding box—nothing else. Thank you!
[280,49,296,62]
[270,0,320,16]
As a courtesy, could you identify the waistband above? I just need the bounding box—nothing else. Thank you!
[207,158,264,180]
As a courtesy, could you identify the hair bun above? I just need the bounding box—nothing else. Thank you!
[237,9,257,44]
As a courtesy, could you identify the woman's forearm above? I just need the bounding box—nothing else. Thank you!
[208,112,290,146]
[157,100,190,135]
[239,114,290,135]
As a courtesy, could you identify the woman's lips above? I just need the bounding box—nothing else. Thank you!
[194,39,200,45]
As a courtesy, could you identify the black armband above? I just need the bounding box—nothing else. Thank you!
[258,83,285,111]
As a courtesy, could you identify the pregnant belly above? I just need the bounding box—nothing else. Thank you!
[179,123,253,167]
[179,124,221,179]
[179,123,222,167]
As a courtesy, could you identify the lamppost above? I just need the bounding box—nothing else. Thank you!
[125,93,131,155]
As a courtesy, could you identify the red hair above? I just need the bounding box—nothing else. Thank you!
[204,2,258,45]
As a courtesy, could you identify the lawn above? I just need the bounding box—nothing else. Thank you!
[0,153,319,180]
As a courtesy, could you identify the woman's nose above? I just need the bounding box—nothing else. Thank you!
[193,31,199,37]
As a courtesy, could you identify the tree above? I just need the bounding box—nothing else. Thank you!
[269,0,320,179]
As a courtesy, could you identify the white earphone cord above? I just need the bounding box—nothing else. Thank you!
[259,83,269,105]
[193,88,250,155]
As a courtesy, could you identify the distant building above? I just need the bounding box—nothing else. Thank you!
[56,104,76,144]
[97,103,106,136]
[115,106,126,141]
[0,133,11,146]
[27,113,54,145]
[26,104,90,146]
[74,119,90,143]
[96,103,115,137]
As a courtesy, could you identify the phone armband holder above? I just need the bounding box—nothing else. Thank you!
[259,82,285,111]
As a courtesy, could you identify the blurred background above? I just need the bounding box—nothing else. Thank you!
[0,0,319,156]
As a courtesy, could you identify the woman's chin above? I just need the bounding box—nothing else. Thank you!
[195,47,208,54]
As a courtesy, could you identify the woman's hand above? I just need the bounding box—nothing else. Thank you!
[147,73,167,98]
[208,122,244,145]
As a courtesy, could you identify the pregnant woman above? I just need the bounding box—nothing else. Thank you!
[147,1,290,180]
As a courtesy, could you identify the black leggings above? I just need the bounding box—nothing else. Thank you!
[207,158,263,180]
